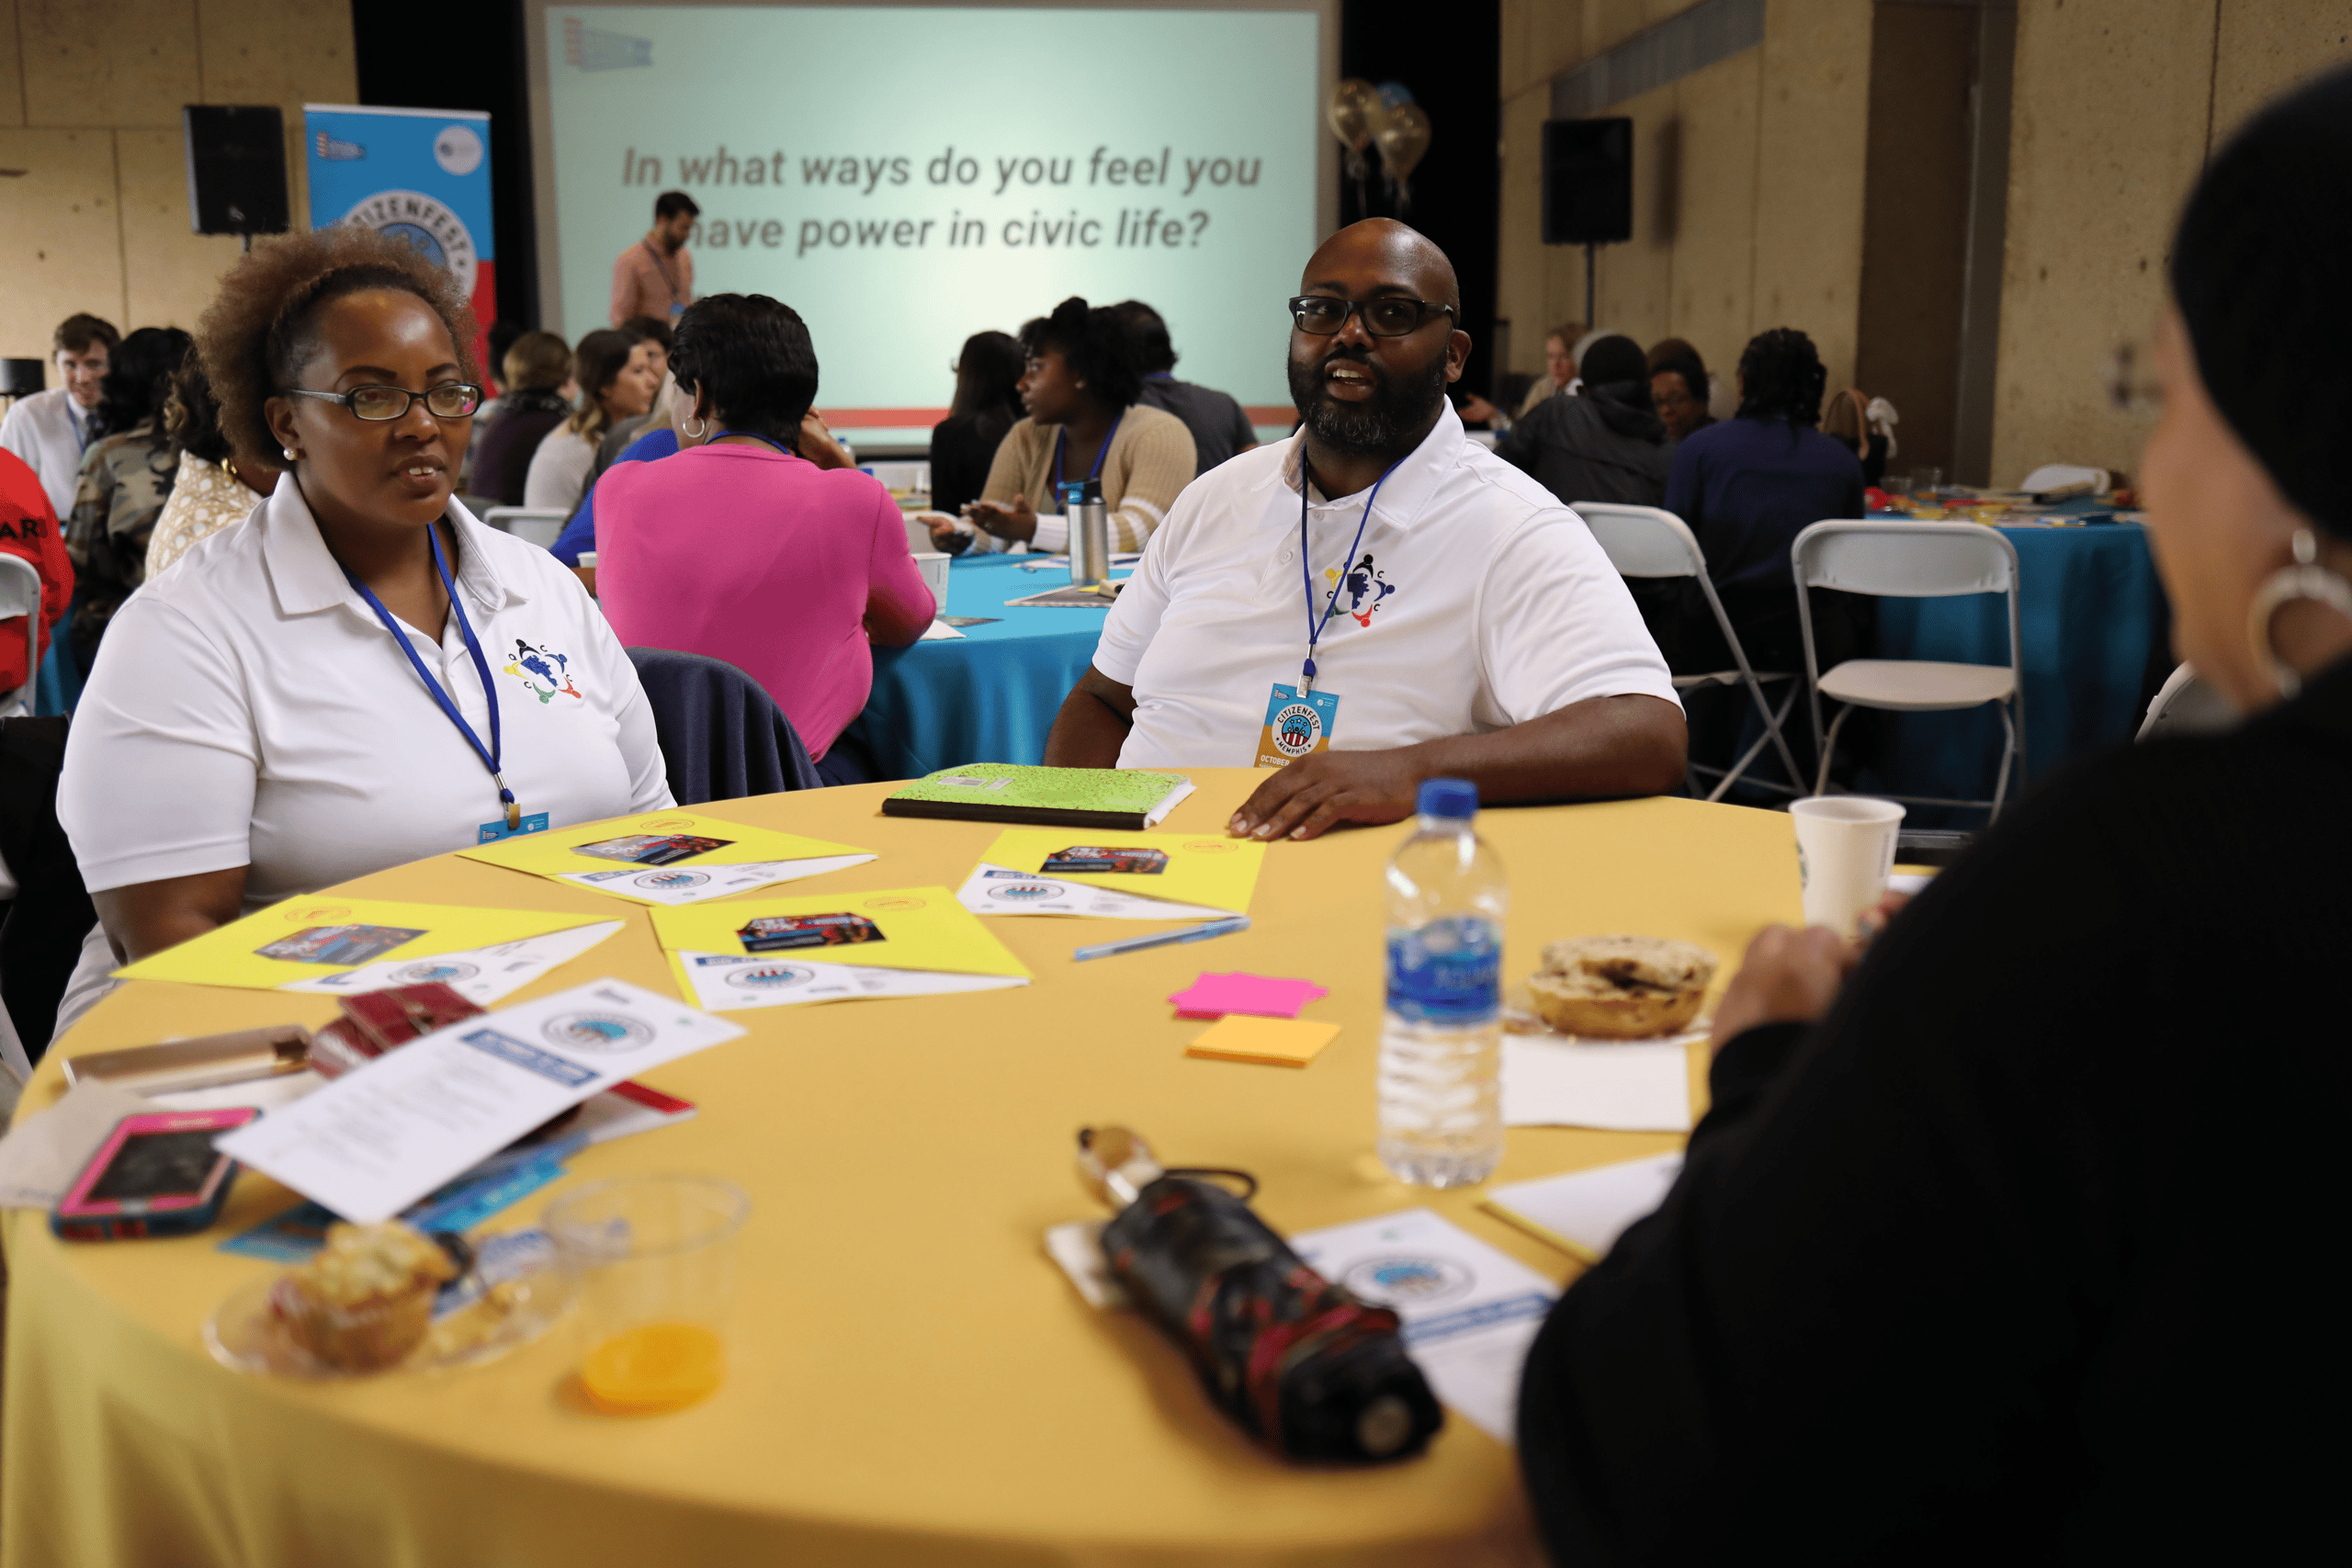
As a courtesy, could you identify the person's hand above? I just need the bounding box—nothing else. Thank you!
[1707,925,1860,1054]
[1227,749,1423,841]
[1855,889,1913,944]
[798,410,854,470]
[964,493,1038,544]
[922,511,967,550]
[1458,393,1498,424]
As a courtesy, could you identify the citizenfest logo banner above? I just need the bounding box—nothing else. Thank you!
[304,105,497,382]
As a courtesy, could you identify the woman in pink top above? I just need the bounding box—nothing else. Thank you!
[595,294,933,782]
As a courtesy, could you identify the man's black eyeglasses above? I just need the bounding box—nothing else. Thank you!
[278,383,484,422]
[1288,296,1456,338]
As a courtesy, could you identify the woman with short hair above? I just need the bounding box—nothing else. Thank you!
[1518,64,2352,1561]
[468,329,572,504]
[594,292,934,784]
[524,328,660,513]
[54,225,668,1032]
[956,296,1195,555]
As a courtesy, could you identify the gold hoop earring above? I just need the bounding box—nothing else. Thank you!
[2247,526,2352,700]
[683,415,707,438]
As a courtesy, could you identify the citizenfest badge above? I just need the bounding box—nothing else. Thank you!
[1257,682,1341,770]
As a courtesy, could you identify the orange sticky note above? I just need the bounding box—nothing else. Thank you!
[1184,1015,1341,1067]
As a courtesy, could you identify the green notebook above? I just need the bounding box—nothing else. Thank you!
[881,764,1196,829]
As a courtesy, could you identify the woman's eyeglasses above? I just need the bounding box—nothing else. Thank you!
[278,383,483,422]
[1287,296,1456,338]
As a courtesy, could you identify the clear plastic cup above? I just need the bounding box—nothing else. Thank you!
[545,1175,751,1413]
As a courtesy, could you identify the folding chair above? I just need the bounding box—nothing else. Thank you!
[481,506,571,550]
[0,554,43,719]
[2137,662,2237,740]
[1577,503,1805,801]
[1792,521,2024,817]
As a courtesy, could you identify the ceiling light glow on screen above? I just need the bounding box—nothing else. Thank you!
[537,5,1325,431]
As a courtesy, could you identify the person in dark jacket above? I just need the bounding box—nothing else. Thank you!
[1494,334,1672,507]
[468,330,572,505]
[1515,62,2352,1565]
[928,330,1023,523]
[1115,299,1258,476]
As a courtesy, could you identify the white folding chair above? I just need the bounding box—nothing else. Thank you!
[1577,503,1805,801]
[2018,464,2109,499]
[2137,662,2238,740]
[1792,521,2025,817]
[481,506,570,550]
[0,553,43,718]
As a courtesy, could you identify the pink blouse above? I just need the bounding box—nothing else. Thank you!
[595,443,934,759]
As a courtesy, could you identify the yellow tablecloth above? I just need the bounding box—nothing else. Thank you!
[1,773,1802,1567]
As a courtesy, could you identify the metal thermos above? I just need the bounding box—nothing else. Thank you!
[1064,479,1111,589]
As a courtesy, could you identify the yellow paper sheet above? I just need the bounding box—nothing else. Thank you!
[112,897,607,992]
[650,886,1030,979]
[455,809,872,901]
[1184,1015,1340,1067]
[977,829,1264,913]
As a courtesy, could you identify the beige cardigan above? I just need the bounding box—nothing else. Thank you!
[976,403,1196,553]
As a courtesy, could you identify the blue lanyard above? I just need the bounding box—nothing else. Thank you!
[1297,456,1400,695]
[343,524,518,829]
[1053,412,1122,491]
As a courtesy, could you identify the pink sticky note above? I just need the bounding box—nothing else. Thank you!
[1168,971,1329,1021]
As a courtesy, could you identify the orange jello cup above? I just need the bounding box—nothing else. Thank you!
[581,1322,724,1412]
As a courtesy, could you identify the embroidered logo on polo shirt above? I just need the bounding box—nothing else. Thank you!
[1324,552,1397,628]
[502,638,583,703]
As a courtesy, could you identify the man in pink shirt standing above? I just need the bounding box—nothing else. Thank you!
[611,191,698,325]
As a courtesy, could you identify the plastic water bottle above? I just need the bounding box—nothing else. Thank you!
[1378,779,1508,1188]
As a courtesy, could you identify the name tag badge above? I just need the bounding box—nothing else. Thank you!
[1256,683,1340,770]
[478,812,551,844]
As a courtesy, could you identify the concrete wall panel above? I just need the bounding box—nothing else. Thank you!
[117,125,244,333]
[2211,0,2352,142]
[1990,0,2216,490]
[0,1,26,128]
[1668,46,1760,391]
[0,128,128,355]
[17,0,201,130]
[1751,0,1872,397]
[1594,82,1678,346]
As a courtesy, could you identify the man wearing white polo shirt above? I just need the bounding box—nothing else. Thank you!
[1043,220,1683,840]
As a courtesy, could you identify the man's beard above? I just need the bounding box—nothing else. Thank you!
[1287,345,1449,459]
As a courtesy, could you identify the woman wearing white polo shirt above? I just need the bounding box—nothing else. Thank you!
[55,227,670,1005]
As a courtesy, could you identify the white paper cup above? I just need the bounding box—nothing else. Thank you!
[911,550,951,606]
[1790,796,1905,935]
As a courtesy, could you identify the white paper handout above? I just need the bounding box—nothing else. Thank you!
[280,920,625,1005]
[1287,1207,1560,1445]
[955,863,1230,920]
[671,951,1027,1012]
[1501,1033,1699,1133]
[1485,1152,1685,1263]
[557,854,876,907]
[918,620,966,641]
[215,978,744,1224]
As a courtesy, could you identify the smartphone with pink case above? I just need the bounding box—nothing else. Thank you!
[52,1106,260,1241]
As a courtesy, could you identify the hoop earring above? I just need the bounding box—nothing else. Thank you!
[682,415,707,438]
[2247,527,2352,700]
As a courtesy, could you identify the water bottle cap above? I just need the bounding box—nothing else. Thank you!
[1417,778,1477,818]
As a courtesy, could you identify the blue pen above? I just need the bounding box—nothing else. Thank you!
[1073,915,1250,963]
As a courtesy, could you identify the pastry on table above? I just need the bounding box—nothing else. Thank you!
[269,1220,460,1371]
[1524,935,1718,1039]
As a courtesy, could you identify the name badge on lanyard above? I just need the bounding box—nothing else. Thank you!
[1254,456,1399,770]
[344,523,548,841]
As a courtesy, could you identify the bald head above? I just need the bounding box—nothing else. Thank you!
[1302,219,1460,313]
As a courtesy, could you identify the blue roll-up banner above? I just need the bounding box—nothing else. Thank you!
[303,105,496,378]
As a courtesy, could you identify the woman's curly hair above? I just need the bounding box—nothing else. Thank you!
[1734,327,1827,425]
[1020,297,1144,412]
[194,225,480,469]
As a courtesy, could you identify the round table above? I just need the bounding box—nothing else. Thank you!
[2,774,1803,1567]
[850,554,1113,780]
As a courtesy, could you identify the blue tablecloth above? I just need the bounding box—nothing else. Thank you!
[1849,518,2169,820]
[849,554,1112,780]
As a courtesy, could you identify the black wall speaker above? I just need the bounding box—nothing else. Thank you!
[1542,118,1634,246]
[183,106,289,236]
